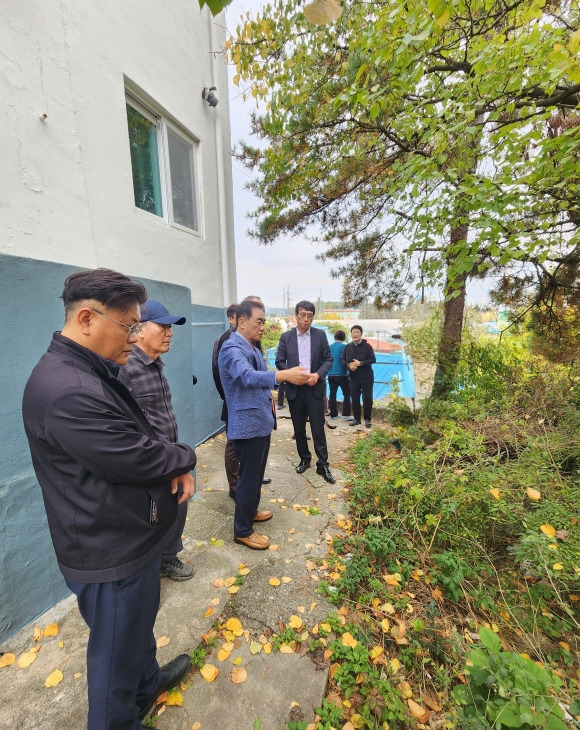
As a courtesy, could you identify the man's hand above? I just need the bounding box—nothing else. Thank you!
[171,472,195,503]
[306,372,320,386]
[348,359,361,371]
[277,366,310,385]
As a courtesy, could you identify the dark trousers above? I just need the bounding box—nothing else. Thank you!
[65,552,163,730]
[350,376,374,421]
[232,435,270,537]
[162,500,187,562]
[288,386,329,467]
[225,438,239,490]
[328,376,351,417]
[277,382,286,407]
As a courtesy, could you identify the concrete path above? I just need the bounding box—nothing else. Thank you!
[0,415,359,730]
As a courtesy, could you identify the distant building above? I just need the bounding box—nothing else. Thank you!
[0,0,235,642]
[321,308,361,320]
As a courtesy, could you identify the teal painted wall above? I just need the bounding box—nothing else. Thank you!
[0,254,225,642]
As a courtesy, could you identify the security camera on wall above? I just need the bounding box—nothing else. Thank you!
[202,87,219,107]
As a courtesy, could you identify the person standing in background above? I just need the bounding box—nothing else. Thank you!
[118,299,194,582]
[328,329,351,420]
[342,325,376,428]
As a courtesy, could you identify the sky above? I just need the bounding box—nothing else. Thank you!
[223,3,491,310]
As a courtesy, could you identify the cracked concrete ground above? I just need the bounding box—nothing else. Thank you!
[0,415,358,730]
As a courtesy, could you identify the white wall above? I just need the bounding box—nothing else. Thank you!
[0,0,236,306]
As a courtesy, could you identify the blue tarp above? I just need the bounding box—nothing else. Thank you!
[266,328,416,400]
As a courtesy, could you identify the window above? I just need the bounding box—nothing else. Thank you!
[126,94,199,233]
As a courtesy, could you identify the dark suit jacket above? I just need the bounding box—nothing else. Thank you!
[275,326,332,400]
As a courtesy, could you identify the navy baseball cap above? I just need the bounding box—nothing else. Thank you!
[140,300,186,325]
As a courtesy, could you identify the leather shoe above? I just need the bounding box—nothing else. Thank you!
[295,459,311,474]
[254,510,273,522]
[234,532,270,549]
[262,477,272,484]
[139,654,191,721]
[316,466,336,483]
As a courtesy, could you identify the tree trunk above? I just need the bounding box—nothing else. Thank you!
[431,223,469,399]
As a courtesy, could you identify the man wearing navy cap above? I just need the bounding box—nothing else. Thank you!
[119,299,195,581]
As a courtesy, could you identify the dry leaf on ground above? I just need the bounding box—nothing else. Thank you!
[200,664,218,682]
[44,669,64,688]
[231,666,247,683]
[156,636,170,648]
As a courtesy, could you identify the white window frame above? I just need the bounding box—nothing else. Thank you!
[125,91,201,236]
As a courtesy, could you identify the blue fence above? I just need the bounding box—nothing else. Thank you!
[266,329,416,400]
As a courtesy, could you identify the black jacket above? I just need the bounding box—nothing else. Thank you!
[341,340,376,380]
[275,326,332,400]
[22,333,197,583]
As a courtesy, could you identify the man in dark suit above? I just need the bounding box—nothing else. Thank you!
[275,300,336,483]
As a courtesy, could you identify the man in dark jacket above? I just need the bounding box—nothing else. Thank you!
[341,325,376,427]
[22,269,196,730]
[275,300,335,483]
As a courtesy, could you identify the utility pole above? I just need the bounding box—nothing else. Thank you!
[283,285,292,317]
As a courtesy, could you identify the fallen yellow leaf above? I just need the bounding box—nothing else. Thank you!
[269,578,281,586]
[282,576,293,584]
[381,602,395,614]
[211,597,220,606]
[249,641,262,655]
[192,723,201,730]
[44,669,64,688]
[380,619,390,632]
[263,643,272,654]
[288,615,303,630]
[224,577,237,588]
[541,524,556,538]
[225,618,243,632]
[553,563,564,571]
[43,622,59,637]
[231,666,247,684]
[17,651,38,669]
[34,627,43,642]
[397,681,413,698]
[217,648,231,662]
[559,641,571,652]
[341,632,358,648]
[232,656,243,665]
[156,636,170,648]
[0,653,16,668]
[269,544,279,551]
[489,488,501,500]
[238,567,251,576]
[407,699,429,723]
[279,644,294,653]
[369,646,384,661]
[200,664,218,682]
[389,658,401,674]
[526,488,541,501]
[228,585,240,594]
[165,689,183,706]
[213,578,225,588]
[203,607,214,618]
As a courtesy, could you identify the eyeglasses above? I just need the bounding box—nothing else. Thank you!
[91,308,143,337]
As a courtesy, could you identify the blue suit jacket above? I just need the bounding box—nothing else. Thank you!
[275,326,332,400]
[218,332,277,440]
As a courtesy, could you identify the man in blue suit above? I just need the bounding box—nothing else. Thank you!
[218,300,310,549]
[275,300,336,483]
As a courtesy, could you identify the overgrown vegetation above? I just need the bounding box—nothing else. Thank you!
[305,331,579,728]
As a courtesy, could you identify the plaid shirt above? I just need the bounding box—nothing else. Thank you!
[118,345,178,443]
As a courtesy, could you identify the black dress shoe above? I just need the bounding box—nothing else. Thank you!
[262,477,272,484]
[295,459,311,474]
[139,654,191,721]
[316,466,336,483]
[325,421,337,429]
[292,434,311,440]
